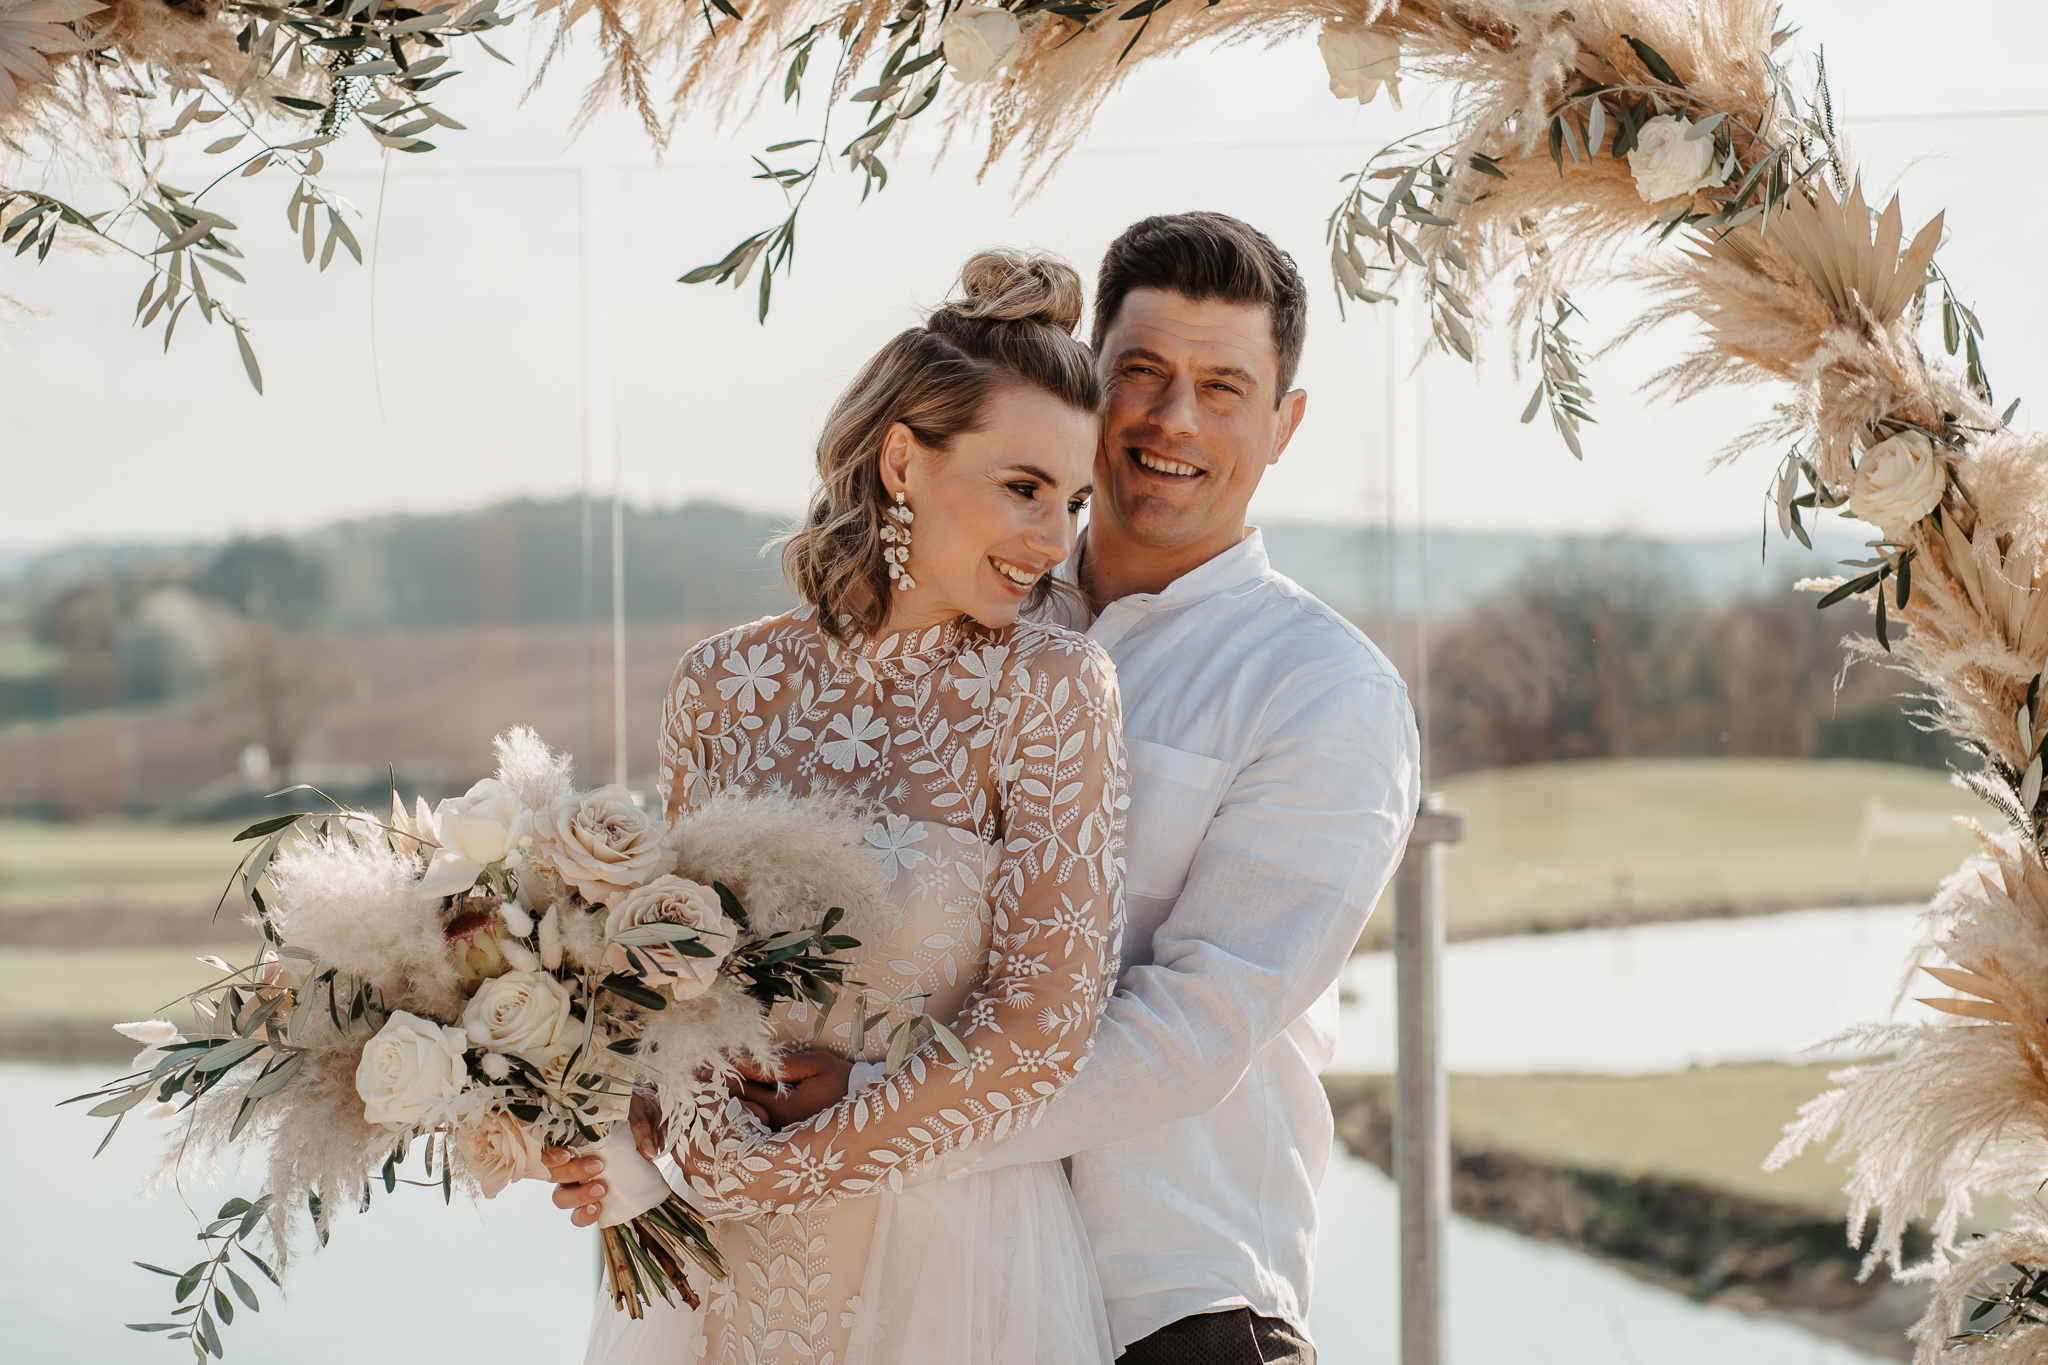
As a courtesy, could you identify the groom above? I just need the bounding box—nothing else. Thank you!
[555,212,1420,1364]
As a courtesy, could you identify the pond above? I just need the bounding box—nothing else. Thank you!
[1334,903,1935,1074]
[11,1061,1885,1363]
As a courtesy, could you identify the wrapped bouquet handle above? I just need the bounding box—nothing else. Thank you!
[585,1124,673,1229]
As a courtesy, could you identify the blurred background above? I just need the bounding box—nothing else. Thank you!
[5,0,2045,1359]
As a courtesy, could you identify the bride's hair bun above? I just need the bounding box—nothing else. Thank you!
[943,248,1085,334]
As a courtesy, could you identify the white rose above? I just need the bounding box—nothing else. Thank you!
[1848,430,1946,539]
[604,875,736,1002]
[355,1011,471,1128]
[939,4,1021,84]
[532,786,667,905]
[417,778,534,900]
[1626,114,1729,202]
[1318,20,1401,109]
[461,969,576,1066]
[455,1107,550,1199]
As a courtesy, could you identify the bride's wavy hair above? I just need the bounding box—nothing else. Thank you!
[782,248,1101,641]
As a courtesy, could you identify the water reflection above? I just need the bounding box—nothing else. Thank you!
[1335,904,1934,1074]
[15,1060,1884,1363]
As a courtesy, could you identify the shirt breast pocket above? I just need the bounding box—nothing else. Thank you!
[1123,739,1234,902]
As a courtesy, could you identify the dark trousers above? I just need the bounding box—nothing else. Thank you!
[1116,1309,1315,1365]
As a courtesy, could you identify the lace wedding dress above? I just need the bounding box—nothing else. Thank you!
[585,606,1126,1365]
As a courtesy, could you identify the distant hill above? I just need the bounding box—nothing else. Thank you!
[4,499,1871,628]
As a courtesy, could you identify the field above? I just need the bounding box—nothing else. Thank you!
[0,819,247,912]
[1365,757,1986,942]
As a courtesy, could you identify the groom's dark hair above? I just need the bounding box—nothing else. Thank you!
[1092,212,1308,402]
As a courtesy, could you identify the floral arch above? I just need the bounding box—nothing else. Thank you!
[7,0,2048,1353]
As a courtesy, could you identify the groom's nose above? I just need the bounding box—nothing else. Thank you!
[1146,373,1203,438]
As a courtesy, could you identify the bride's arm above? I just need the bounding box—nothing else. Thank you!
[677,641,1127,1217]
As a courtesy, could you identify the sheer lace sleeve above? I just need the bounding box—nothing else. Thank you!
[681,635,1127,1216]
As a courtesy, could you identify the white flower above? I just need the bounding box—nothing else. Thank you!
[113,1019,185,1071]
[462,969,576,1065]
[818,705,889,771]
[604,875,735,1002]
[1626,114,1729,202]
[532,785,667,904]
[714,643,784,714]
[1848,429,1946,539]
[1318,19,1401,109]
[454,1107,550,1199]
[863,813,928,870]
[355,1011,471,1128]
[939,4,1021,84]
[417,778,533,900]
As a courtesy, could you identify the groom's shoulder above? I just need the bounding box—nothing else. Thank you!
[1227,566,1401,690]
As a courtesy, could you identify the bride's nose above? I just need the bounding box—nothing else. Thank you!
[1022,504,1075,564]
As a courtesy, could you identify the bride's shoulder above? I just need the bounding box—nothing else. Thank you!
[672,607,819,679]
[998,619,1117,700]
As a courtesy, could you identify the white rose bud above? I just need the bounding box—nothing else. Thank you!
[355,1011,471,1128]
[1848,429,1946,539]
[939,4,1021,84]
[462,969,576,1066]
[417,778,534,900]
[604,875,737,1002]
[1318,20,1401,109]
[531,786,667,905]
[455,1108,551,1199]
[1626,114,1729,202]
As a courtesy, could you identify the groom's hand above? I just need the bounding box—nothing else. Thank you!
[734,1049,853,1129]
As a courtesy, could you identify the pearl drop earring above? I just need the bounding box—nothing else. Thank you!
[880,491,917,591]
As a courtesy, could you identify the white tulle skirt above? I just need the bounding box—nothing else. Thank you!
[583,1159,1113,1365]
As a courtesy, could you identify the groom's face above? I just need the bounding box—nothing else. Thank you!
[1094,288,1305,554]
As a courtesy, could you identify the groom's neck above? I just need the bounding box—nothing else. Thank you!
[1079,518,1249,614]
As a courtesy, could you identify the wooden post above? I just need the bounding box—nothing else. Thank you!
[1396,803,1464,1365]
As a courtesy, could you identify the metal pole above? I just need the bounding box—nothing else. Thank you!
[1397,803,1463,1365]
[578,166,597,787]
[611,429,628,790]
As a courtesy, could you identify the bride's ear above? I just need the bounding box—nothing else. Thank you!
[878,422,918,499]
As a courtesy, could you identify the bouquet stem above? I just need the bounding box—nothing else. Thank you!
[599,1193,726,1318]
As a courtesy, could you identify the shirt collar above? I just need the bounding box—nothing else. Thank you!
[1057,527,1271,631]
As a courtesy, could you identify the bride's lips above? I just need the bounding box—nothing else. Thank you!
[988,555,1041,597]
[1127,447,1204,482]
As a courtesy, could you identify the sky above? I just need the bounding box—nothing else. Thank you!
[4,0,2046,552]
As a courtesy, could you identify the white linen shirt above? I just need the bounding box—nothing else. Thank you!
[969,527,1420,1352]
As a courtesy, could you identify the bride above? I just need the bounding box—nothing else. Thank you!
[566,248,1127,1365]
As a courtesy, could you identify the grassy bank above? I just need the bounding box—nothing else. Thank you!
[0,943,245,1060]
[1366,758,1984,942]
[0,819,246,912]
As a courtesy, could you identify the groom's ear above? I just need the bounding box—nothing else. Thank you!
[878,422,917,494]
[1269,389,1308,465]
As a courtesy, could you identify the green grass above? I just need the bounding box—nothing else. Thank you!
[0,819,249,912]
[0,944,247,1030]
[1369,758,1986,941]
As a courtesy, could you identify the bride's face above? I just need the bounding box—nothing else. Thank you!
[878,385,1097,633]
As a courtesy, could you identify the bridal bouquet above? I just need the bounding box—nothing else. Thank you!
[69,728,881,1358]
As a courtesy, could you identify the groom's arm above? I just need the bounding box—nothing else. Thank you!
[967,665,1419,1173]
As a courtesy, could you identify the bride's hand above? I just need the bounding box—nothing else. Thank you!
[541,1090,667,1228]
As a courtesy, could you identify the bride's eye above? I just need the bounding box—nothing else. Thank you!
[1007,481,1039,500]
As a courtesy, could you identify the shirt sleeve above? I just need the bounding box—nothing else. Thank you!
[680,641,1128,1215]
[968,665,1418,1172]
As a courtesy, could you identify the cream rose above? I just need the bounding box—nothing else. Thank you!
[1626,114,1729,202]
[532,786,666,905]
[1318,20,1401,109]
[1848,430,1947,539]
[417,778,534,900]
[456,1107,550,1198]
[939,4,1021,84]
[604,875,736,1002]
[461,969,576,1066]
[355,1011,471,1128]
